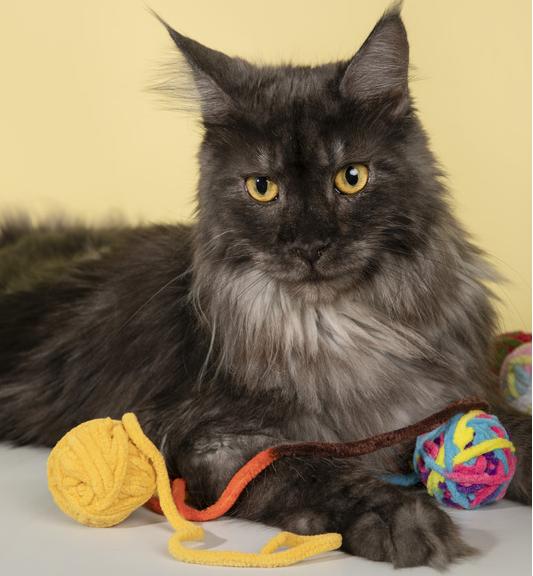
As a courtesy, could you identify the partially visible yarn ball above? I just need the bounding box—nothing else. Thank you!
[413,410,516,509]
[500,342,532,414]
[492,331,531,374]
[47,417,156,527]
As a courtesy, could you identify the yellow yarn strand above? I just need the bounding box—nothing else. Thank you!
[451,410,515,465]
[453,410,482,450]
[453,438,515,466]
[426,444,445,496]
[48,413,342,568]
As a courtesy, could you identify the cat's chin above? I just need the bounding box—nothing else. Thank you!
[276,272,357,305]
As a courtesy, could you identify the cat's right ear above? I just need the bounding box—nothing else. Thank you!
[152,12,248,122]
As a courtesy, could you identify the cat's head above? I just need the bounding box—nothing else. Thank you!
[160,7,445,301]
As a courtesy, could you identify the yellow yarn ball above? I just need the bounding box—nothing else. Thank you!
[47,417,156,527]
[47,412,342,567]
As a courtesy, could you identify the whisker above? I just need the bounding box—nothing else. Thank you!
[117,266,192,333]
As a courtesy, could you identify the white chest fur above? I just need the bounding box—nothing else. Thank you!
[202,268,448,440]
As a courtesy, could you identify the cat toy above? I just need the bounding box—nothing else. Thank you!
[491,331,531,373]
[499,342,531,414]
[48,398,516,568]
[491,331,531,414]
[47,412,341,567]
[387,410,517,508]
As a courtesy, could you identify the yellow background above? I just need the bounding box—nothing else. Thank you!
[0,0,530,331]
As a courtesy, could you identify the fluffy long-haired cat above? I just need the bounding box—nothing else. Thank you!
[0,6,530,568]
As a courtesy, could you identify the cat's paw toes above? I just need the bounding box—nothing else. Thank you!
[343,492,475,568]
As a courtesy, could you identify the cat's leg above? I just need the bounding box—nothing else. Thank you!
[168,427,473,569]
[491,404,532,505]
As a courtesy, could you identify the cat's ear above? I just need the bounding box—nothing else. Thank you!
[154,13,249,122]
[340,6,410,116]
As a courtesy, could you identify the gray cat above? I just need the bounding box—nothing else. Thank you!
[0,6,530,568]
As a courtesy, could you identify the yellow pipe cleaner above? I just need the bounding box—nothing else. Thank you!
[47,413,342,568]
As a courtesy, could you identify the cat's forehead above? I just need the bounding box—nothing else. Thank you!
[233,65,357,168]
[254,122,347,172]
[247,63,342,114]
[240,99,375,172]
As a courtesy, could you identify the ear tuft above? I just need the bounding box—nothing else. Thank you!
[340,5,410,115]
[149,10,249,122]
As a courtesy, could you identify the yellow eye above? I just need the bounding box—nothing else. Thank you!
[334,164,369,195]
[245,176,279,203]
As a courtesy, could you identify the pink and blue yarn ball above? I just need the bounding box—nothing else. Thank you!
[413,410,517,509]
[500,342,532,415]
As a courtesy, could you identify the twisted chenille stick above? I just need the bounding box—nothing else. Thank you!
[147,397,489,521]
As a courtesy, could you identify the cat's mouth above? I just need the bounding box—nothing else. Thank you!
[261,257,355,294]
[253,243,370,295]
[261,258,331,284]
[299,265,331,283]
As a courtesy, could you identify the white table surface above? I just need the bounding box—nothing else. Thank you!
[1,444,531,576]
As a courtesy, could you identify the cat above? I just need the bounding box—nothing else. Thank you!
[0,6,530,569]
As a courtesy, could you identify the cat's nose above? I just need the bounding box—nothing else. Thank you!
[288,240,331,265]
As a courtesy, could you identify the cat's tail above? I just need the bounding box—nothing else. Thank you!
[0,213,33,248]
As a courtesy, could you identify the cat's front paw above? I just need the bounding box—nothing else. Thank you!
[342,491,474,568]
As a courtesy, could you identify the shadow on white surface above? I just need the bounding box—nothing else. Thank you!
[460,527,497,555]
[1,444,530,576]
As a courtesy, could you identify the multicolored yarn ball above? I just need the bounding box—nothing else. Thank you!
[413,410,516,509]
[492,331,531,373]
[499,342,532,414]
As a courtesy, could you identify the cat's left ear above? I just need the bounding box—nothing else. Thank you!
[340,7,410,117]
